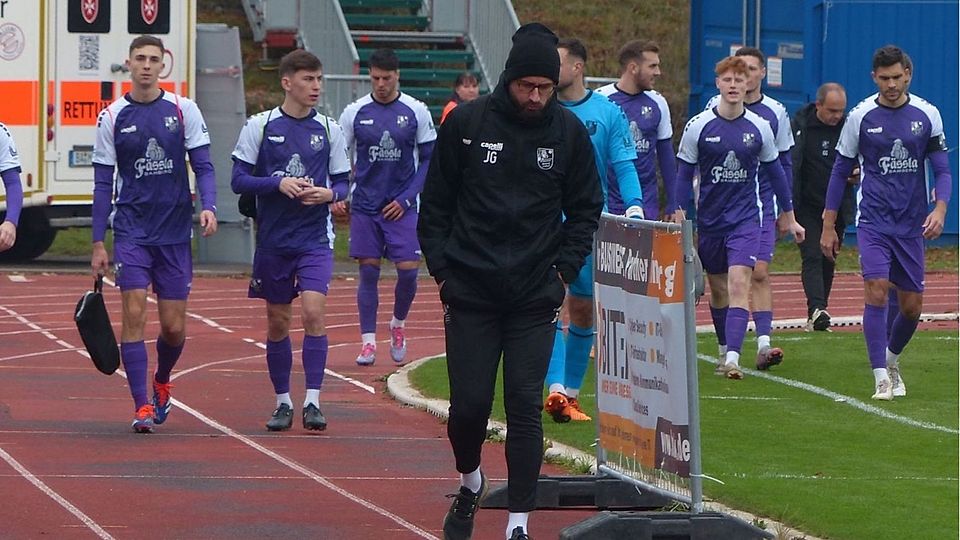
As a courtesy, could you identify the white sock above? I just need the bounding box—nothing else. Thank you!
[506,513,529,538]
[757,335,771,351]
[885,349,900,366]
[565,388,580,399]
[548,383,566,395]
[276,393,292,408]
[304,389,320,408]
[873,368,889,385]
[361,333,377,346]
[460,466,482,493]
[718,344,728,358]
[725,350,740,367]
[390,317,405,329]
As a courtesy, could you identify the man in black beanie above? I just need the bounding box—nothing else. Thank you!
[419,22,603,540]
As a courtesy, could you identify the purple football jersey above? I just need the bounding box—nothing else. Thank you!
[93,91,210,245]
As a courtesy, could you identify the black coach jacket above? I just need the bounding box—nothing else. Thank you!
[791,102,856,225]
[418,77,603,308]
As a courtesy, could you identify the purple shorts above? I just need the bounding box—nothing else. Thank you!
[114,241,192,300]
[698,223,760,275]
[249,248,334,304]
[755,215,776,263]
[348,209,421,262]
[857,227,925,292]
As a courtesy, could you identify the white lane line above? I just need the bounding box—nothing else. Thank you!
[701,396,783,401]
[0,447,115,540]
[0,473,462,481]
[170,398,439,539]
[1,348,84,363]
[698,353,958,434]
[726,472,958,482]
[1,303,438,539]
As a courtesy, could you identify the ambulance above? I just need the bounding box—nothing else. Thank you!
[0,0,196,260]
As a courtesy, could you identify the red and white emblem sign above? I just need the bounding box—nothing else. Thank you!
[81,0,99,24]
[141,0,158,25]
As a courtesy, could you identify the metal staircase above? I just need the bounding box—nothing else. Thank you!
[242,0,520,120]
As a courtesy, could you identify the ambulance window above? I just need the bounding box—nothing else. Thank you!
[128,0,171,35]
[68,0,111,33]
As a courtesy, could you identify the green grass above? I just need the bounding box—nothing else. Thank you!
[409,331,959,540]
[47,228,112,257]
[768,241,958,273]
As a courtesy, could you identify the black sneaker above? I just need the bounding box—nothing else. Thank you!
[509,526,531,540]
[302,403,327,431]
[442,472,488,540]
[812,308,831,331]
[265,403,293,431]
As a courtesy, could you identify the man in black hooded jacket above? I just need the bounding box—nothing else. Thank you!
[418,22,603,540]
[791,82,857,331]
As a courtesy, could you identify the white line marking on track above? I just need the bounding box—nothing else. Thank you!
[698,354,958,434]
[1,302,439,539]
[0,447,115,540]
[170,398,439,539]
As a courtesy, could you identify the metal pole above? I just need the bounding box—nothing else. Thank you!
[755,0,762,47]
[741,0,748,47]
[681,219,704,513]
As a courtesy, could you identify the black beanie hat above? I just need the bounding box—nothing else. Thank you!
[503,22,560,85]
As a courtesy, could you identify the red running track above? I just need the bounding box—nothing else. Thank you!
[0,271,955,539]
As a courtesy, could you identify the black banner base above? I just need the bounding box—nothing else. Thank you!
[559,510,774,540]
[480,475,676,510]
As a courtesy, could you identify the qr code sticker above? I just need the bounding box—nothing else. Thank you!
[79,35,99,72]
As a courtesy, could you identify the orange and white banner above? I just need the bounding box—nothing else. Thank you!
[594,217,691,477]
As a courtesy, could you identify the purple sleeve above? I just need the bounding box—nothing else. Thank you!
[824,156,857,212]
[395,140,435,209]
[231,158,282,195]
[188,145,217,213]
[92,163,114,243]
[761,160,793,212]
[657,138,678,211]
[675,159,696,211]
[929,151,952,204]
[1,168,23,226]
[778,150,793,193]
[330,171,349,202]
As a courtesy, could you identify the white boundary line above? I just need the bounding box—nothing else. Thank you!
[697,353,958,434]
[0,446,115,540]
[0,302,440,539]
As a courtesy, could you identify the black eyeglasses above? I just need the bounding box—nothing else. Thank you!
[514,80,555,95]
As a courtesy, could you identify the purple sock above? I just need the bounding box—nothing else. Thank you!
[155,337,184,384]
[752,310,773,339]
[863,304,888,369]
[888,313,919,355]
[302,335,328,390]
[886,289,899,339]
[266,336,293,394]
[710,306,728,345]
[357,264,380,334]
[725,307,749,353]
[120,341,149,409]
[393,268,418,320]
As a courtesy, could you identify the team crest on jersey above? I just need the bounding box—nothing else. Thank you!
[82,0,100,24]
[910,121,923,136]
[536,147,555,170]
[585,120,598,135]
[310,133,324,151]
[742,133,755,146]
[396,115,409,128]
[641,105,653,119]
[164,116,179,133]
[141,0,159,25]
